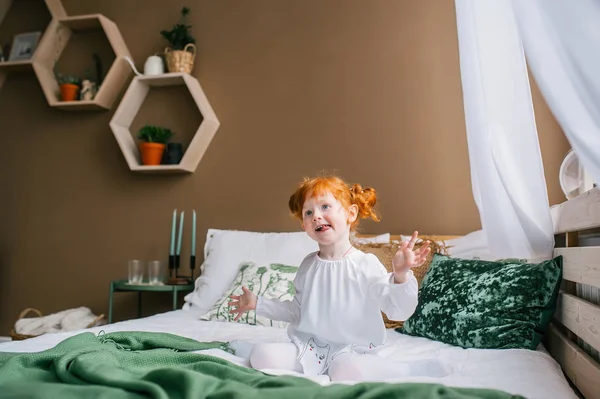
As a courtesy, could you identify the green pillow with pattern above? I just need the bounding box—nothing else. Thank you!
[202,262,298,328]
[399,254,562,350]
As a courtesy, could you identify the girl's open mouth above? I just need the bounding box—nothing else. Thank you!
[315,224,331,232]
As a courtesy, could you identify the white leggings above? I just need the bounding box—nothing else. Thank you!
[248,343,451,382]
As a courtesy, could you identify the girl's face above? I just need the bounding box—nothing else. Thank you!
[301,191,357,246]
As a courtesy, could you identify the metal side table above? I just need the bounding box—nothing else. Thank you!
[108,279,194,323]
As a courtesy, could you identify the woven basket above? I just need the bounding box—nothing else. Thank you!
[10,308,106,341]
[355,237,448,329]
[164,43,196,74]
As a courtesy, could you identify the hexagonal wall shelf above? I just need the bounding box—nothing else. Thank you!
[0,0,66,90]
[32,14,132,111]
[109,73,220,174]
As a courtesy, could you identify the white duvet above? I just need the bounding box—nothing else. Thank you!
[0,310,577,399]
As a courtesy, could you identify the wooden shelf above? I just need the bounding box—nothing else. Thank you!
[58,13,105,31]
[44,98,109,111]
[0,0,65,22]
[0,0,65,90]
[131,165,195,174]
[0,2,132,111]
[109,73,220,174]
[134,74,197,87]
[0,60,33,72]
[32,14,132,111]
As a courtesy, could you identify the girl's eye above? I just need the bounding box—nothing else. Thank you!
[321,204,330,211]
[305,210,313,217]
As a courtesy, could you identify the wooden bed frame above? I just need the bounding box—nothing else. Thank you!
[548,187,600,399]
[368,190,600,399]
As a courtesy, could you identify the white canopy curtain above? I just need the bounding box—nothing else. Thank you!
[451,0,555,261]
[512,0,600,188]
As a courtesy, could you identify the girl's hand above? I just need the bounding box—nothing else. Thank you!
[392,231,431,283]
[228,286,257,321]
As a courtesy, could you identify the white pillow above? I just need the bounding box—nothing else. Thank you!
[183,229,318,316]
[351,233,390,244]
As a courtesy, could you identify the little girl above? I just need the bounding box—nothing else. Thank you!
[228,175,431,381]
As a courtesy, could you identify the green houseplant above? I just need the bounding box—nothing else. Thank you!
[160,7,196,73]
[137,125,174,166]
[160,7,195,50]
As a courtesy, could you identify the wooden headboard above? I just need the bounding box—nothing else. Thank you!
[357,234,461,244]
[547,188,600,399]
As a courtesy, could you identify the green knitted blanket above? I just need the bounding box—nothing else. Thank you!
[0,331,523,399]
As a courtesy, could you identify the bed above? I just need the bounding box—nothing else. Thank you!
[0,309,577,398]
[1,190,600,399]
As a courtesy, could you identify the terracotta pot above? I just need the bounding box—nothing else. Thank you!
[140,142,166,166]
[60,83,79,102]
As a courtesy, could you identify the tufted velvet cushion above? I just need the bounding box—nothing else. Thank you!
[399,254,563,350]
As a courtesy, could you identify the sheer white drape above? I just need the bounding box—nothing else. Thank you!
[451,0,554,261]
[512,0,600,187]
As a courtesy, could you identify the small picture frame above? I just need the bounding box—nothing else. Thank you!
[8,31,42,62]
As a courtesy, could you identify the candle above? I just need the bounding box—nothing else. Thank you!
[170,209,177,256]
[191,210,196,256]
[176,211,184,256]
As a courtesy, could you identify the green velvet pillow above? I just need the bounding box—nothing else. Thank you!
[399,254,562,350]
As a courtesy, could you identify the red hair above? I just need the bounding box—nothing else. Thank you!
[288,175,380,230]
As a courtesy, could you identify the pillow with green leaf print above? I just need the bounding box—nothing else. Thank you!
[201,262,298,328]
[399,254,562,350]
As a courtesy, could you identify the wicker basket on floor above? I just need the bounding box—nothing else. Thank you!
[355,237,447,329]
[10,308,106,341]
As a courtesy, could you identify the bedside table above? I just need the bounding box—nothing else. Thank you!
[108,279,195,323]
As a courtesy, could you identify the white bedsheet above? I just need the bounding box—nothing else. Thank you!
[0,310,577,399]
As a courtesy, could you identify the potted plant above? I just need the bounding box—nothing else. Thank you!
[160,7,196,73]
[137,125,174,166]
[56,72,81,102]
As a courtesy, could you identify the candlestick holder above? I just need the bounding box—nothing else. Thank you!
[167,254,197,285]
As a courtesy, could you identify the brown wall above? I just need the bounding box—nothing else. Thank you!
[0,0,569,333]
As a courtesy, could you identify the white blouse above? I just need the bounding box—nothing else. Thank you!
[256,249,418,375]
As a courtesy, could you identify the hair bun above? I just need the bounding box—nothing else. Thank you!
[350,184,364,195]
[349,184,379,223]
